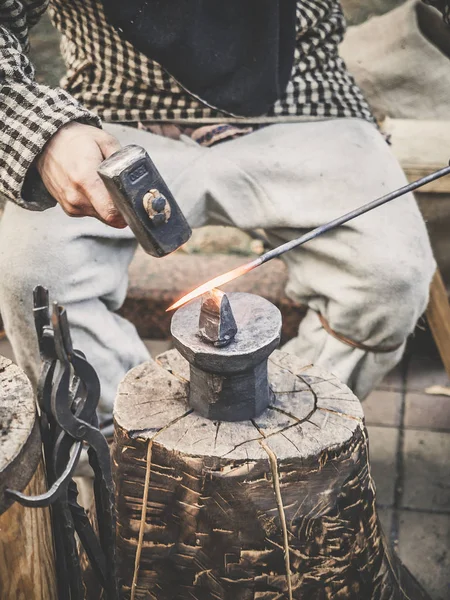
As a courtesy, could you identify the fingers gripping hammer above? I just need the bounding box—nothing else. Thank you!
[98,145,192,257]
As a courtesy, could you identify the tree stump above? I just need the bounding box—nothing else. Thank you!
[113,349,429,600]
[0,356,57,600]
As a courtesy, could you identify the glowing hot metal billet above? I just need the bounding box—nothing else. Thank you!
[167,164,450,311]
[198,289,237,347]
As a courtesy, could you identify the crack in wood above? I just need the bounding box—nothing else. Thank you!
[281,432,302,454]
[269,402,316,426]
[250,419,265,438]
[217,418,300,458]
[317,406,363,423]
[129,409,194,439]
[155,356,189,384]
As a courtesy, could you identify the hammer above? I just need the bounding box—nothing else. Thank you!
[98,145,192,257]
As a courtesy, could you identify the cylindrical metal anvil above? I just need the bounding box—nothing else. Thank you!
[171,291,281,422]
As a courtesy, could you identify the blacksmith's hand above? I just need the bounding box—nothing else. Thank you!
[37,122,127,228]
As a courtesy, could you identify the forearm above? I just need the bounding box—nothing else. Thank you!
[0,14,100,210]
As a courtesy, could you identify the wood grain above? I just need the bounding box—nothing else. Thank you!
[0,356,41,510]
[113,349,429,600]
[0,460,57,600]
[0,356,57,600]
[426,268,450,379]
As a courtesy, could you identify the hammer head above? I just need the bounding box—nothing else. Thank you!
[98,145,192,257]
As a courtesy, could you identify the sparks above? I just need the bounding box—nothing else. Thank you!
[166,259,261,311]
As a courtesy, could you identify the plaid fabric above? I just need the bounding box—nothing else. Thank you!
[53,0,374,123]
[1,0,377,208]
[0,1,101,209]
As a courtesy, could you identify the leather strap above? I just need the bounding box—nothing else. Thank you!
[317,312,403,354]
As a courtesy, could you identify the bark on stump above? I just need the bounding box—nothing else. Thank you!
[0,356,57,599]
[113,349,429,600]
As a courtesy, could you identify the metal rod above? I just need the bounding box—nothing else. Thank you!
[167,164,450,310]
[252,164,450,269]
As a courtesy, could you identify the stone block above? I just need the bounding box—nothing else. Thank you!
[182,225,257,255]
[406,353,449,393]
[377,507,393,539]
[376,362,404,392]
[366,425,399,507]
[397,511,450,600]
[405,392,450,431]
[402,430,450,511]
[363,390,402,426]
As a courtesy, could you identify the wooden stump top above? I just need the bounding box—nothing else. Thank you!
[0,356,40,514]
[114,349,364,464]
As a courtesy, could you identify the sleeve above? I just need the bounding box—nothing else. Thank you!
[0,2,101,211]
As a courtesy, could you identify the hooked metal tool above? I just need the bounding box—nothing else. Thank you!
[167,162,450,310]
[98,144,192,257]
[6,286,118,600]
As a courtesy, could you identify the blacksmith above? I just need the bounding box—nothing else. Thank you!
[0,1,445,420]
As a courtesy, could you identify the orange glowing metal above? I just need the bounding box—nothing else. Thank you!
[166,260,260,311]
[209,288,224,303]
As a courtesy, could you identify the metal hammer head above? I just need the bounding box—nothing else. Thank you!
[98,145,192,257]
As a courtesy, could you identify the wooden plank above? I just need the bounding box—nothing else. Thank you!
[380,118,450,193]
[426,269,450,380]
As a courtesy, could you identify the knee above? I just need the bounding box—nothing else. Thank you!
[362,247,435,343]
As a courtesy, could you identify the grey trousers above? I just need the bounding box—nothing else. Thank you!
[0,118,435,417]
